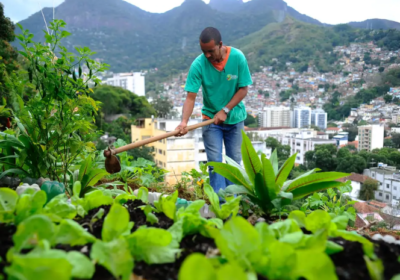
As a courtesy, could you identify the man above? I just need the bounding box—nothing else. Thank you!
[175,27,253,195]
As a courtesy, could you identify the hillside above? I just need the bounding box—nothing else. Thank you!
[348,19,400,30]
[233,17,363,73]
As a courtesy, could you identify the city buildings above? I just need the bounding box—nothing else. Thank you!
[262,129,336,165]
[258,107,292,128]
[131,118,268,185]
[364,164,400,206]
[311,109,328,130]
[105,72,146,96]
[358,124,384,151]
[293,107,311,129]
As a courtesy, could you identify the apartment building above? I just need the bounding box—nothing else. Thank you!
[105,72,145,96]
[358,124,384,151]
[311,109,328,130]
[131,118,268,185]
[364,164,400,205]
[258,107,292,128]
[293,107,311,129]
[264,130,336,165]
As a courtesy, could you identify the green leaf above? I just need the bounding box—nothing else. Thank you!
[91,239,133,280]
[269,219,301,238]
[262,242,296,279]
[275,153,296,188]
[102,203,131,241]
[288,210,307,228]
[325,241,344,255]
[204,183,240,220]
[137,187,149,203]
[82,169,109,190]
[291,181,346,200]
[207,162,253,191]
[269,149,279,175]
[286,172,349,192]
[5,254,72,280]
[0,188,18,222]
[223,154,253,187]
[261,153,278,194]
[15,191,47,224]
[333,230,374,258]
[67,251,95,279]
[254,172,275,213]
[126,227,179,264]
[78,157,92,183]
[332,215,350,230]
[305,210,332,233]
[83,190,113,211]
[210,216,261,270]
[294,250,338,280]
[178,253,216,280]
[241,130,262,183]
[224,184,251,196]
[13,215,55,252]
[364,256,384,280]
[54,219,96,246]
[0,168,29,180]
[216,263,248,280]
[43,194,77,219]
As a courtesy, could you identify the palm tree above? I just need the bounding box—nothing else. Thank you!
[359,179,378,201]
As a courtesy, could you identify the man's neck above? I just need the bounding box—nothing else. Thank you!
[217,46,227,63]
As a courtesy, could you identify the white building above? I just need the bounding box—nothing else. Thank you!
[311,109,328,130]
[358,124,384,151]
[264,130,336,165]
[364,164,400,205]
[258,107,292,128]
[293,107,311,129]
[105,72,145,96]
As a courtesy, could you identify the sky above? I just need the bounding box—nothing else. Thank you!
[2,0,400,24]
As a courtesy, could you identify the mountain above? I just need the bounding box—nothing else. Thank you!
[348,19,400,30]
[208,0,323,25]
[14,0,400,78]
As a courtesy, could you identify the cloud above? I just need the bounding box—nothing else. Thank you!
[2,0,400,25]
[2,0,64,22]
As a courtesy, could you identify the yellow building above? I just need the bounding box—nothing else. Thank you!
[131,118,206,185]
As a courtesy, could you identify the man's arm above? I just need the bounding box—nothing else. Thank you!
[176,92,197,136]
[214,86,248,125]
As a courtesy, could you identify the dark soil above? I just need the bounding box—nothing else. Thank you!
[0,224,16,277]
[75,205,112,239]
[133,234,216,280]
[330,237,400,280]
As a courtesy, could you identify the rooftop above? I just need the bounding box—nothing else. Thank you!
[337,173,376,184]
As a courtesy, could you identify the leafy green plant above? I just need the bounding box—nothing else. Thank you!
[204,183,241,220]
[208,131,349,217]
[13,19,108,184]
[302,183,356,224]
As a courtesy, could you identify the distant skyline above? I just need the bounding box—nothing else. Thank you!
[3,0,400,24]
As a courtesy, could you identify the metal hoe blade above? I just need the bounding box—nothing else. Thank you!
[104,148,122,174]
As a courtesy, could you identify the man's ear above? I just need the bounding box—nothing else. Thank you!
[219,41,223,48]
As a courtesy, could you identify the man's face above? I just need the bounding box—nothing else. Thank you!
[200,40,222,63]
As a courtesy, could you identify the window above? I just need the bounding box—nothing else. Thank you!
[394,187,397,190]
[394,196,397,199]
[163,151,165,156]
[386,194,390,200]
[387,184,390,189]
[158,149,162,155]
[379,192,382,196]
[199,149,206,153]
[297,156,300,160]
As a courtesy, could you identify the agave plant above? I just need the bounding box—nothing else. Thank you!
[207,131,349,216]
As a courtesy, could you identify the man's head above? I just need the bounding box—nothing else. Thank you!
[199,27,223,63]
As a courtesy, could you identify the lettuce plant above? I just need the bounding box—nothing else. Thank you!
[204,183,241,220]
[208,131,349,216]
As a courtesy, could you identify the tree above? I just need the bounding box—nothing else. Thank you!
[265,137,290,162]
[342,124,358,142]
[384,139,394,148]
[245,113,257,126]
[392,133,400,148]
[384,94,393,103]
[0,3,19,100]
[379,67,385,73]
[266,137,280,151]
[359,179,378,201]
[150,97,174,118]
[336,155,366,173]
[327,122,338,128]
[93,85,156,118]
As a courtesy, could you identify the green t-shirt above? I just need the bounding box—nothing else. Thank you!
[184,47,253,125]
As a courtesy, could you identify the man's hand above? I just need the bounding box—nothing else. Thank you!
[175,121,188,137]
[214,110,227,125]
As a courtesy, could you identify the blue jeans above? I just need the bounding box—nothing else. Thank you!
[202,120,244,195]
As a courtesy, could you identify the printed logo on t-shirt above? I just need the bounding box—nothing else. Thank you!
[227,74,238,81]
